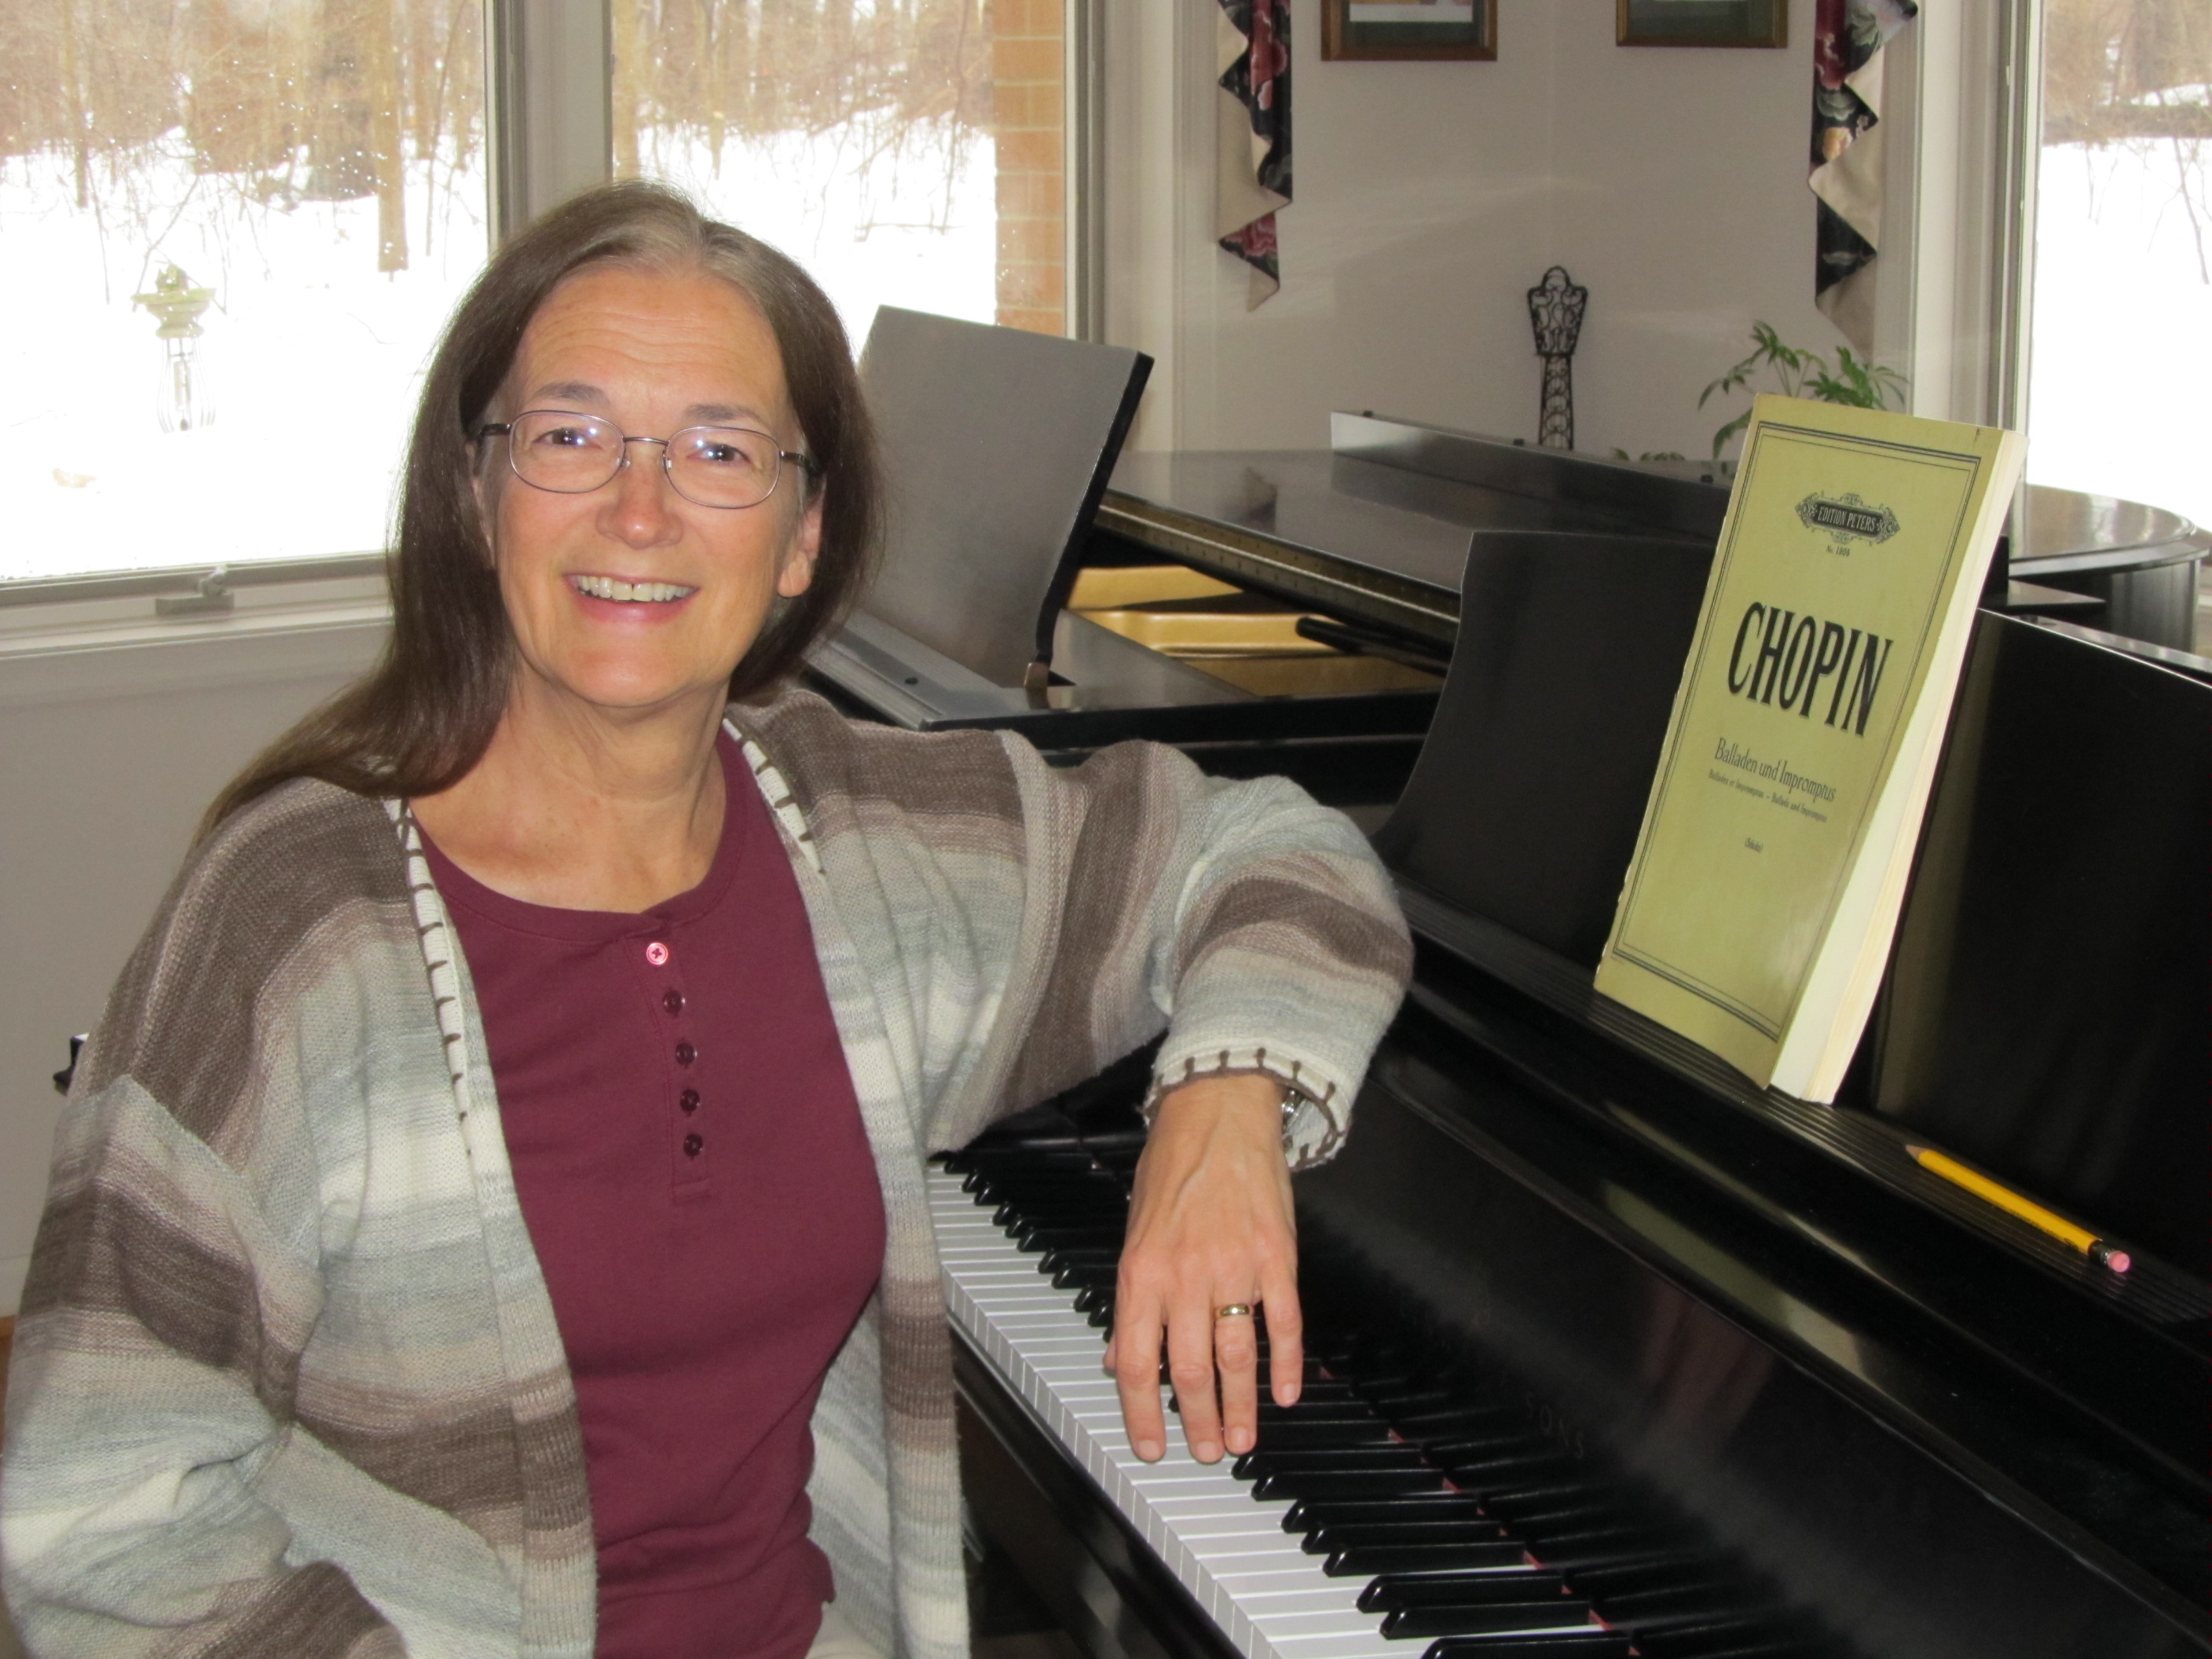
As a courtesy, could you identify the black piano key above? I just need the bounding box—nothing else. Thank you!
[1420,1432,1566,1463]
[1378,1602,1598,1639]
[1589,1584,1768,1629]
[1251,1467,1448,1500]
[1533,1539,1718,1576]
[1013,1212,1124,1232]
[1047,1260,1116,1290]
[999,1212,1132,1238]
[1038,1245,1120,1277]
[1393,1403,1524,1438]
[1324,1539,1532,1577]
[1518,1523,1690,1566]
[1258,1379,1364,1408]
[1361,1571,1574,1612]
[1301,1518,1511,1553]
[958,1150,1097,1181]
[1254,1407,1380,1430]
[1014,1225,1126,1254]
[1232,1445,1434,1479]
[1419,1425,1550,1458]
[1073,1286,1115,1316]
[1240,1418,1401,1450]
[1566,1557,1740,1595]
[976,1166,1122,1189]
[1361,1383,1459,1413]
[1283,1494,1497,1533]
[1511,1507,1679,1544]
[1436,1451,1586,1492]
[1483,1483,1650,1526]
[1257,1367,1324,1396]
[984,1190,1119,1212]
[1420,1637,1633,1659]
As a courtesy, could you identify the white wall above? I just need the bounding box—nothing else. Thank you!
[0,586,389,1315]
[1107,0,1842,463]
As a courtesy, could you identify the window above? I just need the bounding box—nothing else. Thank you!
[1,0,1078,591]
[2027,0,2211,530]
[1,1,489,583]
[612,0,1069,344]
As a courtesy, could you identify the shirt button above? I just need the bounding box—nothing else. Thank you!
[675,1041,697,1066]
[683,1133,704,1158]
[645,941,671,967]
[679,1088,700,1114]
[661,988,684,1016]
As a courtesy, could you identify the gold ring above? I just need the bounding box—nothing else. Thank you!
[1213,1303,1255,1320]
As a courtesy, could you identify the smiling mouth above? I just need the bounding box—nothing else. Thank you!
[569,574,698,603]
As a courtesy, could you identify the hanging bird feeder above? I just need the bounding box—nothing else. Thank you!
[133,264,218,434]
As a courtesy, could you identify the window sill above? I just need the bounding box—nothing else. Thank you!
[0,563,393,707]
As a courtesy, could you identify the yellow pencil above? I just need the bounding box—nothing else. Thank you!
[1906,1146,2131,1273]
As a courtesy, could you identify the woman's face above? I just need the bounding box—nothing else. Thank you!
[478,263,822,726]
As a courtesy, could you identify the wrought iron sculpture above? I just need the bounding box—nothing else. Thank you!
[1527,266,1588,450]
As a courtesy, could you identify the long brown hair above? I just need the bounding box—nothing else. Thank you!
[205,180,880,833]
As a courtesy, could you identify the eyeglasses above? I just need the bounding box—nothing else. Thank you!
[478,409,819,510]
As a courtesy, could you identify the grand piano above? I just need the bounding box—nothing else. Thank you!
[809,315,2212,1659]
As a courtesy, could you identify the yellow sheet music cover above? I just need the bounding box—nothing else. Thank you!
[1595,395,2027,1101]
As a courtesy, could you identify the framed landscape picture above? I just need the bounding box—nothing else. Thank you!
[1617,0,1787,48]
[1323,0,1497,61]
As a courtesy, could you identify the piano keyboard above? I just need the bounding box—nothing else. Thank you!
[933,1133,1844,1659]
[938,1165,1434,1659]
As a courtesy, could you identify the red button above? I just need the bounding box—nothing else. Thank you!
[679,1089,700,1114]
[683,1133,704,1158]
[661,989,684,1015]
[675,1041,697,1066]
[645,942,671,967]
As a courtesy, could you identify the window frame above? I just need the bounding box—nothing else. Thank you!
[1893,0,2041,434]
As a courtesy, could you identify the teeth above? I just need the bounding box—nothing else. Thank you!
[570,575,696,603]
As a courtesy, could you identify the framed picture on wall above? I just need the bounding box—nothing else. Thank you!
[1322,0,1497,61]
[1617,0,1787,48]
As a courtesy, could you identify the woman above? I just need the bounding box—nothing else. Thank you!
[0,183,1408,1659]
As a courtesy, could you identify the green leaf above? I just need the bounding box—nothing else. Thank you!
[1698,320,1908,457]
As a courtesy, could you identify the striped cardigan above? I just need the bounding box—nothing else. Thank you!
[1,689,1410,1659]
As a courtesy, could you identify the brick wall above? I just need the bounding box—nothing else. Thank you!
[988,0,1065,335]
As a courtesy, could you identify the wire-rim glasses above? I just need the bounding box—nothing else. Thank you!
[478,409,819,511]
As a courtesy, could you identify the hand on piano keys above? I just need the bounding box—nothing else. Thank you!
[938,1133,1844,1659]
[1108,1073,1306,1465]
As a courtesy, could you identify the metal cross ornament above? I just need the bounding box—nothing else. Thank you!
[1526,266,1588,450]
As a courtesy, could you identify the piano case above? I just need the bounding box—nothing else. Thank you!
[941,523,2211,1659]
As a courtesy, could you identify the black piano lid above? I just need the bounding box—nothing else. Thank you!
[855,306,1150,687]
[1101,441,1712,650]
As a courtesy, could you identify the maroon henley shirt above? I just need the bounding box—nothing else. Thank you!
[422,731,886,1659]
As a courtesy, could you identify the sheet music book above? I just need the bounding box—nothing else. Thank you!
[1595,395,2027,1102]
